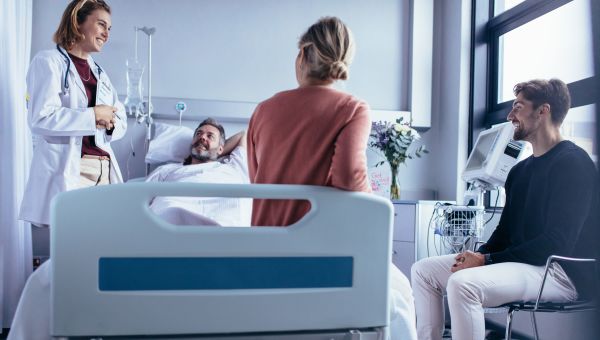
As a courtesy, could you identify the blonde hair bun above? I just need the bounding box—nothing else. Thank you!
[329,61,349,80]
[298,17,355,82]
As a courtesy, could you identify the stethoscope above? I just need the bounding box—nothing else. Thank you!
[56,44,103,95]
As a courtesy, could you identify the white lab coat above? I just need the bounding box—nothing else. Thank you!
[19,46,127,226]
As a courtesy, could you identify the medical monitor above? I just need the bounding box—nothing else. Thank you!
[462,122,527,188]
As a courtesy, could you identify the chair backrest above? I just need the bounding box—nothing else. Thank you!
[51,183,393,337]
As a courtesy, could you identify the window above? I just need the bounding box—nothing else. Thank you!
[469,0,598,207]
[494,0,527,15]
[561,104,597,161]
[497,0,594,102]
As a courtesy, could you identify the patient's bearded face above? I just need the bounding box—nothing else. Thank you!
[190,125,222,162]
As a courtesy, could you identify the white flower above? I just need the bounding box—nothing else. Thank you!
[393,124,411,133]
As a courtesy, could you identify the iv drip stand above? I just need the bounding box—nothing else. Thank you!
[135,26,156,175]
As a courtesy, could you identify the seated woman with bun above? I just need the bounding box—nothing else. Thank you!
[247,16,417,340]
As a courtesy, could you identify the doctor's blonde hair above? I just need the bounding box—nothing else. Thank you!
[298,17,355,81]
[53,0,111,49]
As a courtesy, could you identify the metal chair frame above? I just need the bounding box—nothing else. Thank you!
[473,242,597,340]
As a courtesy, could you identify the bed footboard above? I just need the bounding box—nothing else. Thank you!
[51,183,393,338]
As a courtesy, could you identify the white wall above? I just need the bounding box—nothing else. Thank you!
[428,0,471,202]
[32,0,411,110]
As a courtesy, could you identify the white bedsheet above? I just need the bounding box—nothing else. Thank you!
[8,261,416,340]
[146,146,251,226]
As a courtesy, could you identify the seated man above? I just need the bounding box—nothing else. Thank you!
[147,118,251,226]
[411,79,599,340]
[8,118,249,340]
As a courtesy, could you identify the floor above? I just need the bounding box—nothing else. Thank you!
[441,327,533,340]
[0,328,527,339]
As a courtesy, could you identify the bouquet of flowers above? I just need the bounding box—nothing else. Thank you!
[369,117,428,199]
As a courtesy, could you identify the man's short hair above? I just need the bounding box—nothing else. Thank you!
[513,78,571,125]
[195,118,226,146]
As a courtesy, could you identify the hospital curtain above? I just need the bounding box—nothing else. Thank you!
[0,0,33,328]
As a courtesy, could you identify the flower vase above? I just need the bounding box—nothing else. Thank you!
[390,165,400,200]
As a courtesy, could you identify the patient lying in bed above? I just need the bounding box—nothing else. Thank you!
[147,118,251,226]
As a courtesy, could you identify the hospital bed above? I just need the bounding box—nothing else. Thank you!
[50,182,394,339]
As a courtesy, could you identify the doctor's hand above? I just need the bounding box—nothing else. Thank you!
[450,251,484,273]
[94,105,117,130]
[96,118,115,130]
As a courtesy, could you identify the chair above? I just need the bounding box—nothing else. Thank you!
[474,242,598,340]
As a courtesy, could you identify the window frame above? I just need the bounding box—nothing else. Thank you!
[594,0,600,174]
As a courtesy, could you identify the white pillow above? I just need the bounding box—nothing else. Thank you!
[145,123,194,164]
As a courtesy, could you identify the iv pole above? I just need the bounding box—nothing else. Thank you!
[135,26,156,175]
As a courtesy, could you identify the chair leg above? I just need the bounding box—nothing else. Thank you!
[505,307,516,340]
[531,311,539,340]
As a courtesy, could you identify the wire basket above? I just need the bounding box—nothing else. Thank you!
[432,204,485,254]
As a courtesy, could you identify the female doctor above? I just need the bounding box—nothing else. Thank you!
[19,0,126,227]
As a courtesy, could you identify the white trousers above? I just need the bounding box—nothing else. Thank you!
[411,254,578,340]
[79,156,110,188]
[8,261,417,340]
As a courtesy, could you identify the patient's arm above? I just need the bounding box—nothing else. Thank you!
[221,130,247,156]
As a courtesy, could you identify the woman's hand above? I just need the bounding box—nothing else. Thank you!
[94,104,117,130]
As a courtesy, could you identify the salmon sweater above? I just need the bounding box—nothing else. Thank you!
[248,86,372,227]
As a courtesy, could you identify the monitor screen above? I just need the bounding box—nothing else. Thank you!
[503,140,522,159]
[462,122,525,188]
[464,130,499,172]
